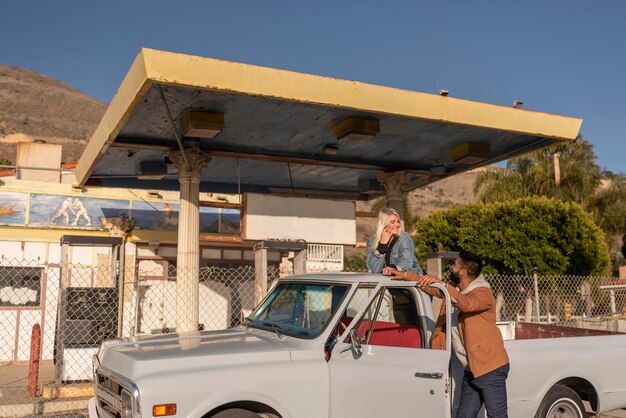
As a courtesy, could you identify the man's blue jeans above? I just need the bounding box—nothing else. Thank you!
[456,363,509,418]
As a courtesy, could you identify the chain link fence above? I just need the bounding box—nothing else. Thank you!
[1,258,624,417]
[339,267,626,331]
[0,258,281,417]
[486,273,626,330]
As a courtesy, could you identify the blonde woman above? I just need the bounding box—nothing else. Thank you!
[366,208,422,276]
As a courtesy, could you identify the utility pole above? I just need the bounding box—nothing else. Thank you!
[553,153,561,186]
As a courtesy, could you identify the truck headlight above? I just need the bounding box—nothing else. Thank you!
[121,389,133,418]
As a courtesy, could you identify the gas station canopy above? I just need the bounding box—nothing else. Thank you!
[72,48,584,333]
[75,48,582,200]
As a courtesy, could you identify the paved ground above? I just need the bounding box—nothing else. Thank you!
[0,363,52,408]
[0,362,89,417]
[600,410,626,418]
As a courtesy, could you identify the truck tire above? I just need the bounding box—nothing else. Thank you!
[211,408,271,418]
[534,384,585,418]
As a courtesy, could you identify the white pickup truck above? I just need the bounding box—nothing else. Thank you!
[89,273,626,418]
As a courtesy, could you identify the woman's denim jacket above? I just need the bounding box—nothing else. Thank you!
[365,231,423,274]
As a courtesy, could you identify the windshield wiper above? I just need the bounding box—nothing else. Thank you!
[262,322,284,340]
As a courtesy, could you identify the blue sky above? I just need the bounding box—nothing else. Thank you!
[1,1,624,173]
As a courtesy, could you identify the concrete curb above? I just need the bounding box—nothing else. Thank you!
[0,398,88,418]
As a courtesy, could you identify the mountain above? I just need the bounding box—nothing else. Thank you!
[0,65,107,164]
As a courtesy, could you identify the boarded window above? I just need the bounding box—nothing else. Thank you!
[0,267,42,307]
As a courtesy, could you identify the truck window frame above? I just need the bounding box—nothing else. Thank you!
[347,286,427,350]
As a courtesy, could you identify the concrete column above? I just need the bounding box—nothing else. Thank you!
[426,257,442,278]
[254,246,268,306]
[54,242,70,387]
[524,298,533,322]
[169,149,211,333]
[293,250,307,274]
[533,274,540,321]
[377,171,408,226]
[610,289,617,315]
[425,251,459,279]
[495,293,504,322]
[101,216,136,337]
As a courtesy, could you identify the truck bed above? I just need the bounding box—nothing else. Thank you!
[512,322,621,339]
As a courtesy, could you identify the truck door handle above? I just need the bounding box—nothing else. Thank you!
[414,372,443,379]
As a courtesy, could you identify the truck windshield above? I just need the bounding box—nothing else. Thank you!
[248,282,350,339]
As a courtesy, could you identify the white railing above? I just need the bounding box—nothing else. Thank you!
[306,244,343,271]
[307,244,343,262]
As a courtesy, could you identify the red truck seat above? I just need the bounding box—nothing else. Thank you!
[356,319,422,348]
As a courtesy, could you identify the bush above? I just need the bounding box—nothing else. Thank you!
[344,253,367,271]
[414,197,610,276]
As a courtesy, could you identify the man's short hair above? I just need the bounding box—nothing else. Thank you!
[458,250,483,278]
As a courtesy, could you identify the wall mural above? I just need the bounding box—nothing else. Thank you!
[29,194,130,228]
[0,191,27,225]
[0,191,241,234]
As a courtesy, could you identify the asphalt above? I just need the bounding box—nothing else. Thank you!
[0,362,89,417]
[600,410,626,418]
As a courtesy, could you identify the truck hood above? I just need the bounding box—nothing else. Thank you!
[97,328,291,381]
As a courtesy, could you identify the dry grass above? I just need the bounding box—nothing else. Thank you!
[0,65,106,164]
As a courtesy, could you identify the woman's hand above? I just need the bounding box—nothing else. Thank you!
[386,268,409,280]
[380,229,394,244]
[382,266,400,276]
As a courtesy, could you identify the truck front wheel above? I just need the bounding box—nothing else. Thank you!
[212,408,276,418]
[534,384,585,418]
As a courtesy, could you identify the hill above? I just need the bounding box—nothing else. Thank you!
[0,65,107,164]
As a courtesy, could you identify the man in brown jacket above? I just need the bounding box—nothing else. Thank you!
[390,250,509,418]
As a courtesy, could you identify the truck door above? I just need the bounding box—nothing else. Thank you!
[328,284,452,418]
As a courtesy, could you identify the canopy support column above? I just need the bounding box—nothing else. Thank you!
[169,149,211,333]
[378,171,409,226]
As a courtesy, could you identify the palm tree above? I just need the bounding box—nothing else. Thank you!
[474,136,601,206]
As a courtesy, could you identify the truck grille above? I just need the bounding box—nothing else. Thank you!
[94,370,124,418]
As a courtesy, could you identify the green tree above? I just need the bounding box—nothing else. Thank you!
[414,197,610,277]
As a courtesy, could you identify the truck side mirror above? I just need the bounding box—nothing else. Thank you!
[349,328,363,356]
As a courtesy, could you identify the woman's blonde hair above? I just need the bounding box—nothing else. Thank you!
[371,208,402,252]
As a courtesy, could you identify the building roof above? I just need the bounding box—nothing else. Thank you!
[75,48,582,200]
